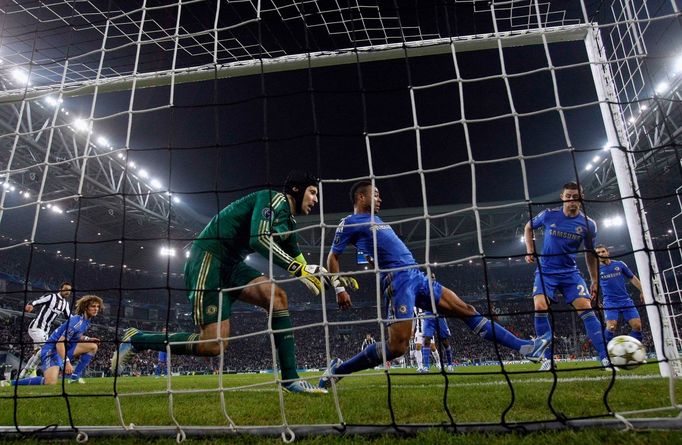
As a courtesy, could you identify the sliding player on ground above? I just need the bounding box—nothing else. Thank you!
[319,181,550,389]
[3,295,102,386]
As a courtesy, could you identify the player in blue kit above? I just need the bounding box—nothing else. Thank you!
[3,295,102,386]
[422,312,454,372]
[154,351,168,378]
[524,181,609,371]
[319,181,551,388]
[595,244,644,343]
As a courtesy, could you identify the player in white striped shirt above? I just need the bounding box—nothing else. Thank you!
[19,282,72,378]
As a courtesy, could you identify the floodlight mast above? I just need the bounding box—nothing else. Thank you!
[585,26,681,378]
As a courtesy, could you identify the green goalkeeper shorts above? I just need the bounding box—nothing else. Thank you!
[185,246,263,326]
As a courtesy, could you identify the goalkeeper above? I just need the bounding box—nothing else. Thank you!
[112,171,355,394]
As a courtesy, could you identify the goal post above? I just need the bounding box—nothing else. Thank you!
[584,25,681,378]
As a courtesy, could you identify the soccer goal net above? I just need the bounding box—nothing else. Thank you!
[1,0,681,441]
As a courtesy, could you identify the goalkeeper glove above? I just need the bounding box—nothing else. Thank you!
[287,261,330,296]
[331,275,359,295]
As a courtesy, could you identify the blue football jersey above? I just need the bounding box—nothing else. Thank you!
[531,208,597,275]
[330,213,416,269]
[599,260,634,301]
[43,315,91,355]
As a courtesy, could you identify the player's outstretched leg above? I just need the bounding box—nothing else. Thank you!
[18,349,41,379]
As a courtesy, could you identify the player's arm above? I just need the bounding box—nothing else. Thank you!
[25,294,52,312]
[327,251,352,310]
[630,275,644,303]
[585,221,600,299]
[525,210,547,264]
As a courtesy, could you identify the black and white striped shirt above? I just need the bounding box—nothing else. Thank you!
[28,293,71,332]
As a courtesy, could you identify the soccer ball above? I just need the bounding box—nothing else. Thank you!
[607,335,646,369]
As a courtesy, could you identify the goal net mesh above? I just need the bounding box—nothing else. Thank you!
[1,0,681,440]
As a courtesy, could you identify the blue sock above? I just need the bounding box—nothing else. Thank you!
[604,327,616,343]
[444,345,453,366]
[73,353,94,378]
[630,330,643,342]
[580,310,607,360]
[535,313,552,359]
[12,376,44,386]
[464,314,529,352]
[336,342,394,375]
[422,346,431,369]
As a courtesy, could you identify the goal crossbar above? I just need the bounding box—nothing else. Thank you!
[0,24,589,104]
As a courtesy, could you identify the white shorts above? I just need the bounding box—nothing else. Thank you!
[27,327,48,346]
[413,332,424,346]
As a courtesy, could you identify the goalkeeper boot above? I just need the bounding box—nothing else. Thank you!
[283,379,327,395]
[111,328,139,375]
[521,331,552,363]
[318,358,343,389]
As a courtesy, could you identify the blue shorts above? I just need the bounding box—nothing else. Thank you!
[40,342,78,372]
[423,317,451,339]
[158,351,167,362]
[383,268,443,321]
[532,270,590,304]
[603,297,640,322]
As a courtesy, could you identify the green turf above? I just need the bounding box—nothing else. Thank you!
[1,360,681,443]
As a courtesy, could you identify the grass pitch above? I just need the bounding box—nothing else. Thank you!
[1,360,681,444]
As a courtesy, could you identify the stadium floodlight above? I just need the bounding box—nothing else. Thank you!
[641,104,648,111]
[150,179,162,189]
[96,136,109,146]
[603,216,624,228]
[603,143,611,151]
[160,247,175,257]
[9,185,15,192]
[128,161,136,169]
[72,118,89,132]
[592,155,600,163]
[50,205,63,214]
[185,251,190,258]
[44,96,61,107]
[655,81,670,95]
[11,68,29,85]
[585,163,593,171]
[23,191,30,198]
[173,196,181,204]
[138,169,149,178]
[628,117,636,124]
[2,182,10,190]
[520,236,525,243]
[675,56,682,74]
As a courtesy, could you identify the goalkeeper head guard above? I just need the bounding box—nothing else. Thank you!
[284,170,319,215]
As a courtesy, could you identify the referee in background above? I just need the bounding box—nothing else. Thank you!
[19,282,72,378]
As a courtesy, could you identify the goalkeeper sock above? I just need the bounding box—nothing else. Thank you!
[272,310,299,382]
[422,346,431,369]
[337,342,394,375]
[444,345,453,366]
[580,310,607,360]
[13,376,44,386]
[604,327,616,343]
[464,314,528,352]
[629,329,643,342]
[73,352,94,377]
[131,331,200,355]
[19,350,40,379]
[535,312,552,360]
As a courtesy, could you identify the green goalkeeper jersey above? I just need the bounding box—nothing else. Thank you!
[193,189,301,270]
